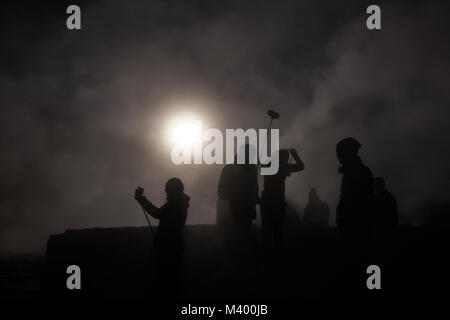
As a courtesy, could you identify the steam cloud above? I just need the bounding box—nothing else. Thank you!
[1,1,449,252]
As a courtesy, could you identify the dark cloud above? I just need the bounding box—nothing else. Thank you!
[1,0,449,252]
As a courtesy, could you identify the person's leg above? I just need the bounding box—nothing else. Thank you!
[172,245,184,297]
[261,203,272,254]
[156,246,171,298]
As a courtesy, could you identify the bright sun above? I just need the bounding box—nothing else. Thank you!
[169,116,203,148]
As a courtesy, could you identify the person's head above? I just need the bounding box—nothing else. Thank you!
[308,188,320,202]
[165,177,184,200]
[336,137,361,165]
[279,149,290,165]
[374,177,386,193]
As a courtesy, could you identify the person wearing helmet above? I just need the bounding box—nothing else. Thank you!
[134,177,190,294]
[336,137,375,244]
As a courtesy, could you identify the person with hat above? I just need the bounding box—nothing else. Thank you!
[336,137,375,244]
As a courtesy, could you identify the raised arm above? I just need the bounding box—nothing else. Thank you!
[134,187,161,219]
[288,148,305,173]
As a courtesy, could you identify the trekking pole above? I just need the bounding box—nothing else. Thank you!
[140,206,155,235]
[136,186,155,235]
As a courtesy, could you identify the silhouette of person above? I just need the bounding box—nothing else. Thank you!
[336,137,374,245]
[261,148,304,255]
[217,144,259,270]
[371,176,399,267]
[374,177,398,228]
[134,177,189,294]
[303,188,330,228]
[335,138,375,294]
[218,144,259,231]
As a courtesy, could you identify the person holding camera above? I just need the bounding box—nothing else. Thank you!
[134,177,190,295]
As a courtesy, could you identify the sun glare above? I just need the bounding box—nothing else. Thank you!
[169,116,203,148]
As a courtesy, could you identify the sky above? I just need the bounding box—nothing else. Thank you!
[1,0,449,253]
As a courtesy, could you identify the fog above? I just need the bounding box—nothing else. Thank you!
[1,0,449,253]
